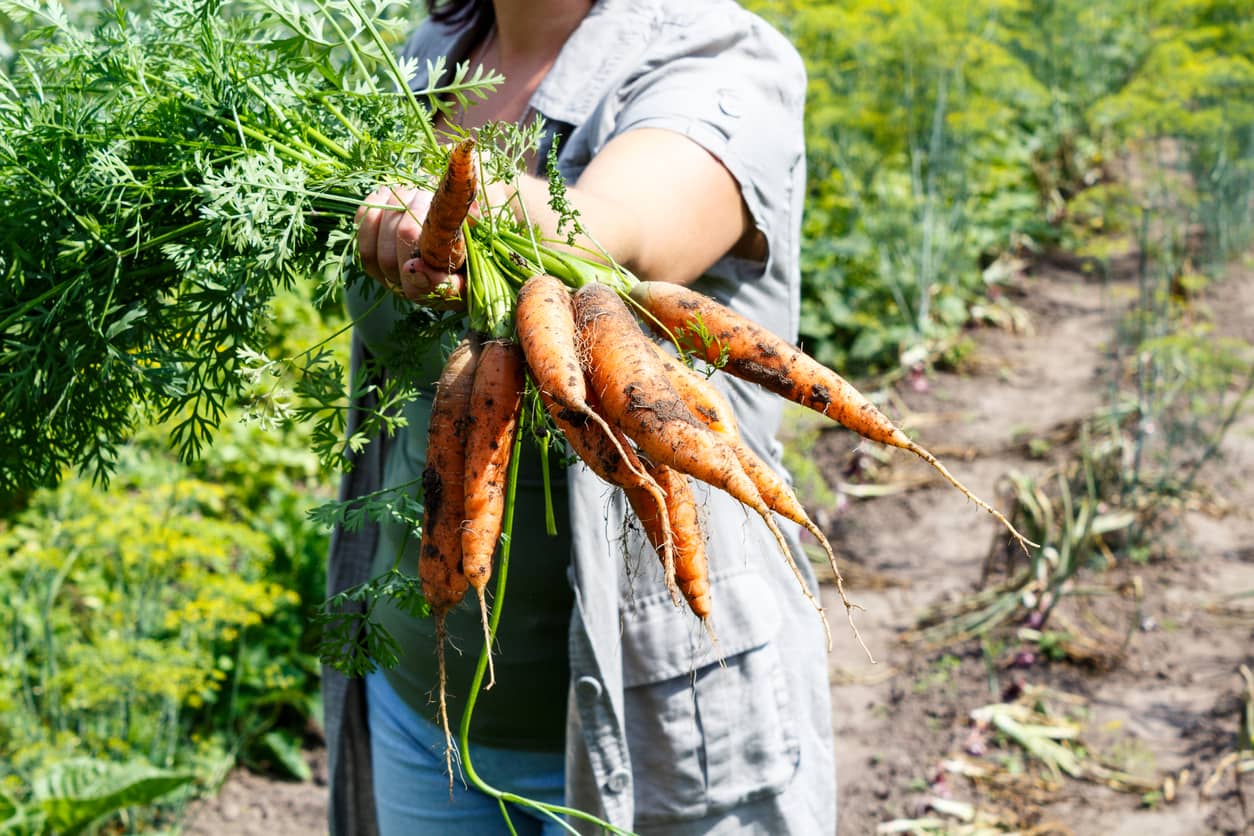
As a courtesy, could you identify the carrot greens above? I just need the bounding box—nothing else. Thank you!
[0,0,503,495]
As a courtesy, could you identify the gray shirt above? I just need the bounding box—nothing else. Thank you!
[324,1,836,832]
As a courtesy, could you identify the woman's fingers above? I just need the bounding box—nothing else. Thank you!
[382,187,427,285]
[399,258,464,309]
[354,187,385,282]
[357,185,406,286]
[356,184,465,310]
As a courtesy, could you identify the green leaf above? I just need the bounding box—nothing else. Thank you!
[0,788,43,836]
[104,305,148,340]
[253,731,313,782]
[32,759,194,835]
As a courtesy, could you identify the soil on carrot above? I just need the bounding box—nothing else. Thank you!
[184,253,1254,835]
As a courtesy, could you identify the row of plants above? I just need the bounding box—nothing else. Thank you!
[748,0,1254,373]
[880,196,1254,831]
[747,2,1254,826]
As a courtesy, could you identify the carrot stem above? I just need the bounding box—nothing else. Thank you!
[465,234,515,337]
[538,430,557,537]
[456,418,637,836]
[497,799,520,836]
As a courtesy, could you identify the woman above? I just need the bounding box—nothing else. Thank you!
[328,0,836,833]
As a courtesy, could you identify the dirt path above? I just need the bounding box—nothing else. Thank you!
[184,257,1254,835]
[820,257,1254,834]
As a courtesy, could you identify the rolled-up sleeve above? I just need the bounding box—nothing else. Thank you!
[611,12,807,266]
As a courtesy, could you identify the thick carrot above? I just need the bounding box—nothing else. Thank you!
[461,337,525,690]
[420,337,477,610]
[539,388,676,596]
[629,280,1036,554]
[624,462,711,620]
[419,336,479,788]
[647,343,737,435]
[515,274,647,482]
[574,283,829,638]
[418,137,476,272]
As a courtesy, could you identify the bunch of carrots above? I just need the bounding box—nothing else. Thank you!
[405,138,1035,769]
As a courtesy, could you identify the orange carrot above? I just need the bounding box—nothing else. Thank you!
[418,138,476,272]
[624,462,711,620]
[650,345,839,574]
[649,346,834,549]
[629,280,1035,554]
[516,274,647,482]
[418,336,479,787]
[574,283,829,638]
[461,338,525,690]
[539,389,676,595]
[650,341,869,654]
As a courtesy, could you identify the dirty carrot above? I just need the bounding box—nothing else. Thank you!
[574,283,830,640]
[539,388,676,593]
[629,280,1036,555]
[515,274,647,482]
[418,137,477,272]
[624,462,711,621]
[649,342,871,655]
[461,337,525,691]
[419,336,479,788]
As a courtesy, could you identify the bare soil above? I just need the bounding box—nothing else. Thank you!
[179,747,328,836]
[184,254,1254,834]
[821,254,1254,835]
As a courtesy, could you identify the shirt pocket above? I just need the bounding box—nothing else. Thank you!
[620,569,801,825]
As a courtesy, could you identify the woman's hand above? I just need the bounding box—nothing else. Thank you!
[354,184,466,310]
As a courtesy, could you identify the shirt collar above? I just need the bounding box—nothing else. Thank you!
[529,0,659,126]
[409,1,660,129]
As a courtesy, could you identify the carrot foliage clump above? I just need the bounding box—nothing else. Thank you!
[0,0,507,495]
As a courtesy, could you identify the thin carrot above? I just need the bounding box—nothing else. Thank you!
[649,342,871,656]
[574,283,830,641]
[515,274,647,482]
[418,137,476,272]
[461,337,525,691]
[624,462,711,620]
[649,346,839,563]
[629,280,1036,555]
[419,336,479,789]
[539,388,676,596]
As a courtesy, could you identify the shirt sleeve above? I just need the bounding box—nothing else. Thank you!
[610,5,807,267]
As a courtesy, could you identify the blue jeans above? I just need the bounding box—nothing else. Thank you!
[365,670,568,835]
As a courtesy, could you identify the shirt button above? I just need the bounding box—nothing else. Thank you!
[605,769,630,794]
[575,675,603,699]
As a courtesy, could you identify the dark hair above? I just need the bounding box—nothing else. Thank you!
[425,0,495,31]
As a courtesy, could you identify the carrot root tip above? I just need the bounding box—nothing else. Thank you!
[904,440,1039,557]
[433,615,457,797]
[477,589,496,691]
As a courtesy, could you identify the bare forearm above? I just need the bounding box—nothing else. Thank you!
[357,128,757,299]
[491,174,668,280]
[490,128,754,285]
